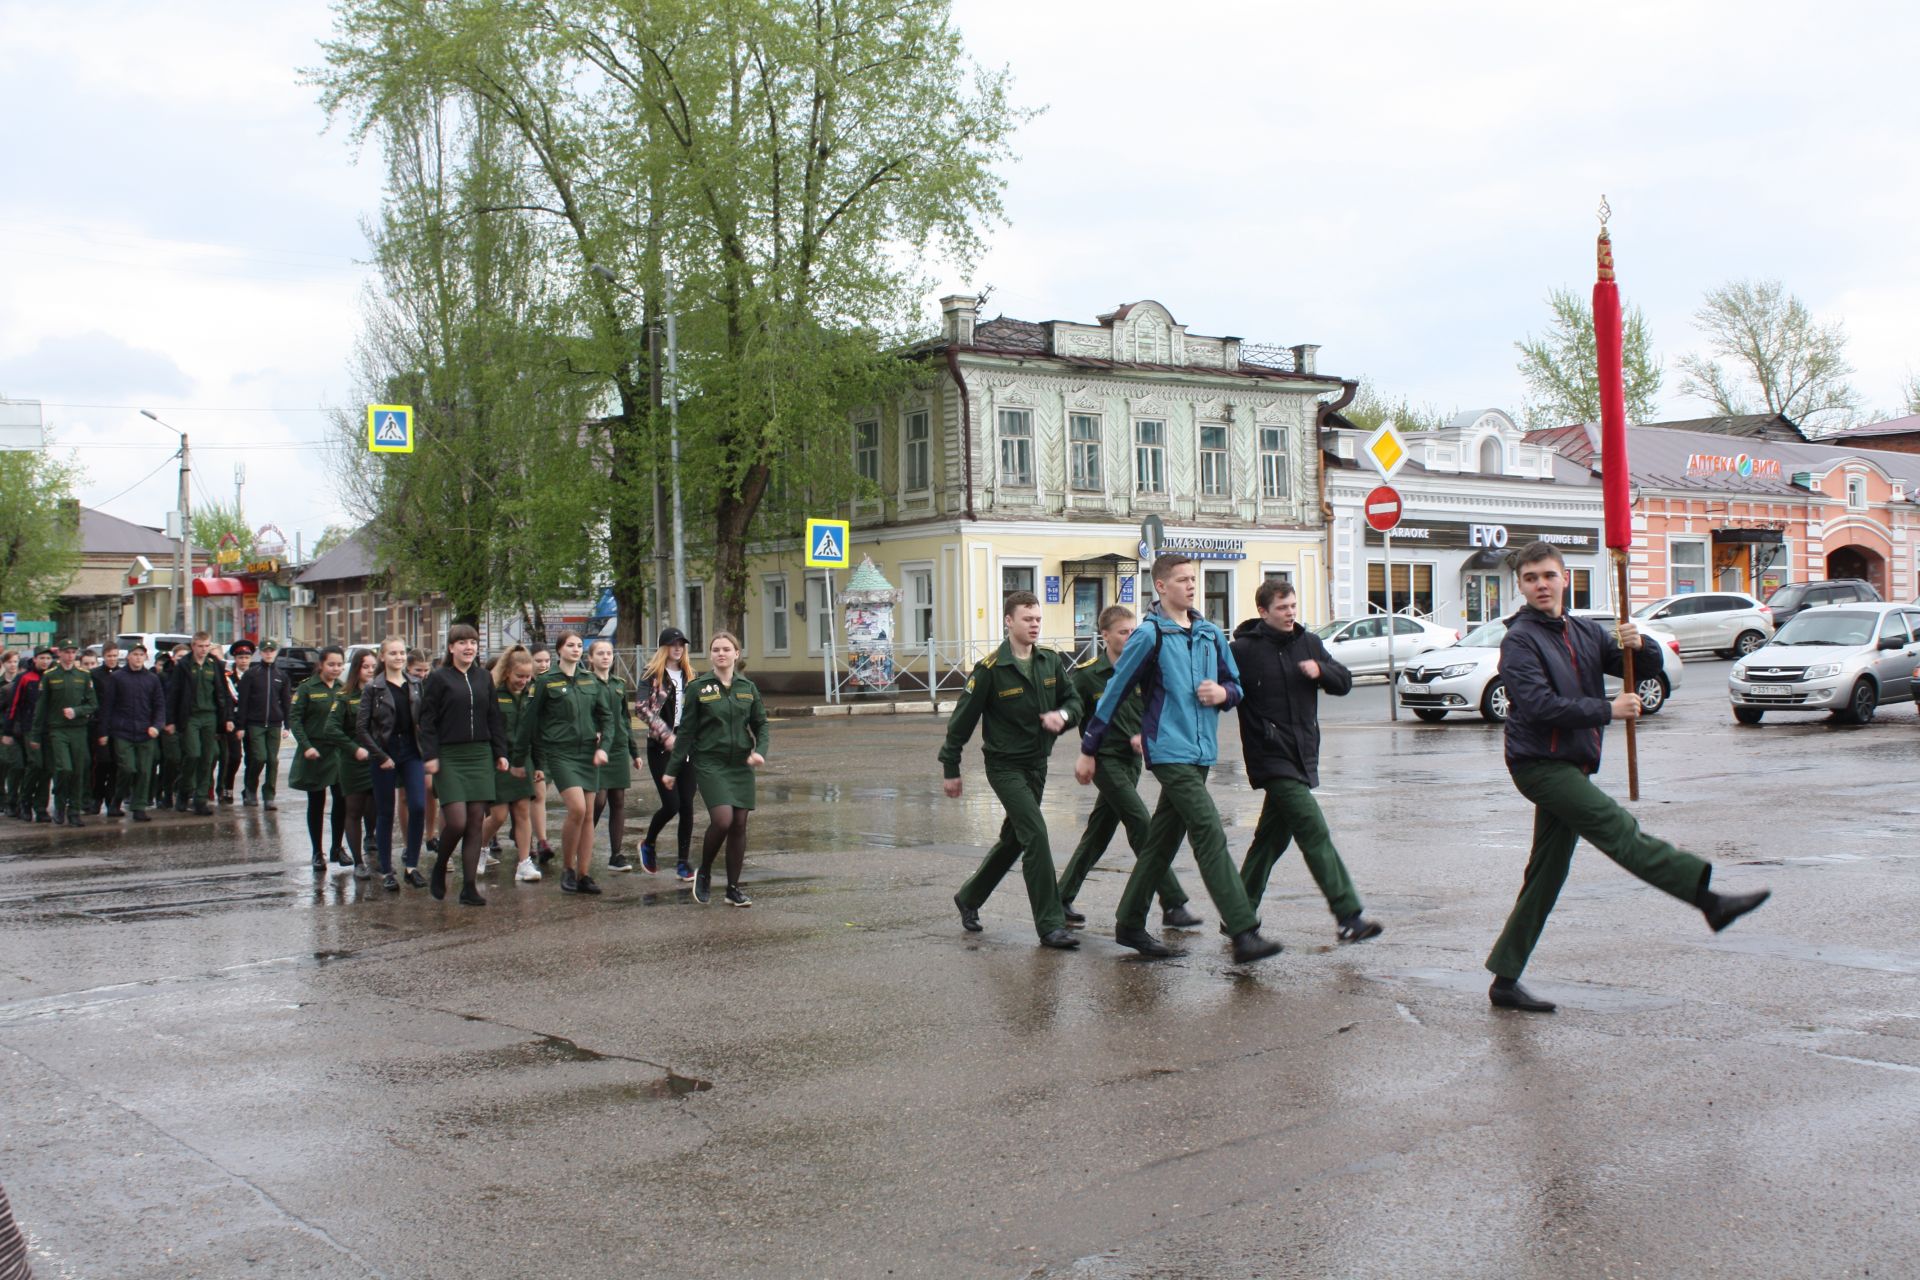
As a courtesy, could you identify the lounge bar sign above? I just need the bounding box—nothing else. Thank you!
[1364,519,1599,550]
[1686,451,1783,479]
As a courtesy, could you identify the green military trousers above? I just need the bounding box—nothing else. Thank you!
[1056,753,1188,911]
[45,726,90,817]
[1486,760,1712,980]
[180,712,220,799]
[244,725,282,801]
[15,741,48,815]
[158,729,182,805]
[956,760,1066,938]
[1240,778,1362,923]
[115,739,158,811]
[1116,764,1257,936]
[0,742,14,809]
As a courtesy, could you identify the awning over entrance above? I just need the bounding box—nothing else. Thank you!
[1062,553,1139,581]
[192,577,245,597]
[256,581,290,603]
[1711,528,1785,544]
[1463,548,1513,571]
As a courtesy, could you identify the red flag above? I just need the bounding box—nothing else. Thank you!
[1593,227,1631,550]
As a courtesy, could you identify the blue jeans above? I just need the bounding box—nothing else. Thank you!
[371,735,426,872]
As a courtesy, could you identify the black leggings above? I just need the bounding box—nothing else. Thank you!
[434,800,488,886]
[304,786,345,857]
[699,804,749,888]
[593,788,629,857]
[343,793,378,870]
[644,743,696,860]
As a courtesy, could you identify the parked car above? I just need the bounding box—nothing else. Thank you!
[1310,614,1458,677]
[1633,591,1773,657]
[1763,578,1879,632]
[1728,601,1920,724]
[1397,611,1683,723]
[273,645,320,686]
[115,632,194,661]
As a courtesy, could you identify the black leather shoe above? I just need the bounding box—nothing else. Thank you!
[403,868,427,889]
[1489,979,1555,1013]
[1161,904,1204,930]
[953,893,981,933]
[429,852,450,900]
[310,853,326,870]
[1061,900,1086,927]
[458,886,487,907]
[1703,888,1771,933]
[1039,928,1080,950]
[1337,914,1385,943]
[192,799,212,816]
[66,813,85,829]
[105,805,124,819]
[131,809,151,823]
[383,873,400,892]
[1115,925,1173,957]
[1230,929,1283,964]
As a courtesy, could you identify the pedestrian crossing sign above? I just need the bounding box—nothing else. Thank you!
[367,404,415,454]
[804,517,851,568]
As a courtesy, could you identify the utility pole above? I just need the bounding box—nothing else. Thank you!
[178,433,193,633]
[649,315,668,635]
[234,461,246,526]
[666,268,688,635]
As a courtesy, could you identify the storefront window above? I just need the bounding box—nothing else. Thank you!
[1569,568,1593,611]
[1367,562,1434,616]
[1204,569,1232,630]
[1670,541,1708,594]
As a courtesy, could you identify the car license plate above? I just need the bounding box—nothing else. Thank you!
[1749,684,1790,696]
[1403,682,1430,695]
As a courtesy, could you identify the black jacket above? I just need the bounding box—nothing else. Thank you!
[100,666,168,743]
[236,661,293,727]
[4,668,41,741]
[417,663,508,762]
[355,674,423,766]
[1229,618,1353,789]
[167,655,235,727]
[1500,606,1663,774]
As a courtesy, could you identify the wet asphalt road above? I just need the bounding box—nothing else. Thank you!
[5,657,1920,1278]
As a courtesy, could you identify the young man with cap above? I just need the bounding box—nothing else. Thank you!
[1486,541,1772,1013]
[30,639,97,826]
[2,650,50,822]
[167,632,234,816]
[100,643,167,821]
[0,651,16,817]
[87,642,121,815]
[217,642,252,803]
[236,639,292,809]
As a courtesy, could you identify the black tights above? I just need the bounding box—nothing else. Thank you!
[593,788,628,858]
[305,786,345,856]
[645,745,695,859]
[699,804,749,888]
[436,800,488,887]
[343,793,378,870]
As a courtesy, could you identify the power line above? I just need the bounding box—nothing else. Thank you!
[90,453,180,508]
[39,403,338,413]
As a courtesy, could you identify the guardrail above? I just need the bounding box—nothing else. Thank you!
[820,635,1101,706]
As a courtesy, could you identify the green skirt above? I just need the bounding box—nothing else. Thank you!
[433,740,497,804]
[340,751,374,797]
[288,745,339,793]
[494,759,534,804]
[540,748,598,794]
[697,761,756,811]
[597,750,634,791]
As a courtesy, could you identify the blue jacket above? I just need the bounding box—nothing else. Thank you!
[1500,606,1662,774]
[101,665,168,744]
[1081,606,1241,767]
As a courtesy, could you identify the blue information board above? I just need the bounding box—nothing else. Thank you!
[1044,575,1061,604]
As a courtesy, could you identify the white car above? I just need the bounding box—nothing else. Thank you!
[1633,591,1773,657]
[1396,612,1684,722]
[1311,614,1459,676]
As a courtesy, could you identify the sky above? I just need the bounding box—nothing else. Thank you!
[4,0,1917,552]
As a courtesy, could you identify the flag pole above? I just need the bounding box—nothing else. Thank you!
[1593,197,1639,800]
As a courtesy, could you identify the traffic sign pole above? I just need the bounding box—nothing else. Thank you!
[1385,529,1398,722]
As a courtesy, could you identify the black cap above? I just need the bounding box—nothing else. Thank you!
[230,640,256,656]
[658,627,689,648]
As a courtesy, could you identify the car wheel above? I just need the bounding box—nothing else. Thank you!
[1733,630,1766,657]
[1838,679,1878,725]
[1412,708,1448,722]
[1733,706,1764,725]
[1480,679,1510,723]
[1635,674,1668,716]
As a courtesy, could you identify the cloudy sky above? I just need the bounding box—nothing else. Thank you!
[5,0,1917,551]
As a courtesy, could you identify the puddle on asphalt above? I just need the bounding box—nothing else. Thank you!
[1690,934,1920,975]
[1370,967,1678,1012]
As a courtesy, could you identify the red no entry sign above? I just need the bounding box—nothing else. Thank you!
[1364,484,1403,532]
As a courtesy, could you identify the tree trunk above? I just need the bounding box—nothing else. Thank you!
[713,460,771,637]
[607,387,651,653]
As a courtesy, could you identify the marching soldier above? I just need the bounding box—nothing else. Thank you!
[0,651,17,817]
[100,644,166,821]
[236,639,292,809]
[31,640,97,826]
[87,642,120,814]
[5,650,51,822]
[167,632,234,816]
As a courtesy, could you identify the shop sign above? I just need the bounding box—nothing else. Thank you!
[245,558,281,575]
[1686,452,1782,480]
[1364,519,1598,550]
[1118,577,1135,603]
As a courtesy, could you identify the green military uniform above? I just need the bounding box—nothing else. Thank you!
[666,672,768,809]
[594,674,635,791]
[31,660,97,820]
[494,685,534,804]
[330,688,374,796]
[517,663,606,793]
[287,676,344,792]
[176,656,226,800]
[939,640,1083,939]
[0,672,16,812]
[1055,652,1189,913]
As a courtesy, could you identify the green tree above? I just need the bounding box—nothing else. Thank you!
[1514,287,1662,428]
[311,524,354,559]
[1678,279,1860,433]
[0,450,83,615]
[1339,380,1454,434]
[190,499,255,564]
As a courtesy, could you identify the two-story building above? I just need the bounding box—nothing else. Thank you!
[724,297,1353,692]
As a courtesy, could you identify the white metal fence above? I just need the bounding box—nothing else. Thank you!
[819,635,1101,706]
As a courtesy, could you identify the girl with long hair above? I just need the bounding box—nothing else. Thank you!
[406,647,438,853]
[665,632,768,907]
[359,637,428,889]
[516,631,608,895]
[287,647,346,869]
[334,650,387,888]
[637,627,698,879]
[482,647,540,882]
[588,638,642,872]
[420,624,508,906]
[525,642,557,865]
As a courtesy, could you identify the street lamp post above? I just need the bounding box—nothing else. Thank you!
[140,410,190,632]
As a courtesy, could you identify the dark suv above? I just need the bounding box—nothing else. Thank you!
[273,646,320,686]
[1764,579,1880,631]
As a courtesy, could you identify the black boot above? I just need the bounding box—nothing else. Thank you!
[1697,885,1772,933]
[1489,977,1555,1013]
[1115,925,1173,957]
[1060,899,1086,927]
[1230,929,1282,964]
[131,808,151,823]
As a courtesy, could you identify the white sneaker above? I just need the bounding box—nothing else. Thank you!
[477,851,497,874]
[515,857,542,882]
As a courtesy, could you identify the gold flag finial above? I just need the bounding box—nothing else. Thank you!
[1596,196,1615,281]
[1598,194,1612,228]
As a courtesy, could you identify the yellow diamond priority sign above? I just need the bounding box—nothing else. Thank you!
[1364,421,1409,481]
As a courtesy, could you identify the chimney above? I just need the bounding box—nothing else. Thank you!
[940,295,978,346]
[1289,343,1320,375]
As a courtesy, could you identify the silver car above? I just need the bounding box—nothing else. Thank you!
[1633,591,1774,657]
[1397,612,1683,723]
[1728,602,1920,724]
[1311,614,1459,677]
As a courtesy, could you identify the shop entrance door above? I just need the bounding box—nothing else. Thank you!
[1072,579,1103,651]
[1464,572,1504,624]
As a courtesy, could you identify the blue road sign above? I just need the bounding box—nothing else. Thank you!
[804,518,850,568]
[1044,575,1061,604]
[367,404,415,453]
[0,613,14,634]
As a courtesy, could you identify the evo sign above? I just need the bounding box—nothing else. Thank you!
[1364,519,1598,551]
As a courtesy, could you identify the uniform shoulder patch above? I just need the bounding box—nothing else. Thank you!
[1075,656,1097,669]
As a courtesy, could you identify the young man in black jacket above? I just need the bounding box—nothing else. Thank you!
[1230,578,1383,945]
[1487,541,1771,1013]
[236,639,293,809]
[99,643,167,820]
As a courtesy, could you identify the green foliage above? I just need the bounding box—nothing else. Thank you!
[1515,287,1662,429]
[0,450,83,614]
[1678,279,1859,433]
[191,499,255,562]
[1340,381,1455,434]
[311,524,354,558]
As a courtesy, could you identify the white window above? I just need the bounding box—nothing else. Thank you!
[1260,426,1289,499]
[1670,540,1709,595]
[855,420,880,486]
[806,574,833,654]
[1134,419,1166,494]
[1001,563,1036,600]
[903,410,930,492]
[904,566,934,646]
[762,576,789,654]
[997,408,1034,487]
[1069,413,1102,491]
[1847,476,1866,507]
[686,583,706,652]
[1569,567,1594,611]
[1203,568,1233,630]
[1479,437,1503,473]
[1199,424,1229,497]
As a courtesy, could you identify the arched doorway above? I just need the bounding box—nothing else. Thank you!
[1826,544,1885,594]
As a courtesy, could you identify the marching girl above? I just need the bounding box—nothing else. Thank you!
[332,650,385,886]
[665,632,768,907]
[419,624,508,906]
[287,647,347,870]
[525,642,557,865]
[515,631,608,895]
[588,638,642,872]
[359,638,428,889]
[405,647,439,854]
[481,647,540,882]
[637,627,698,880]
